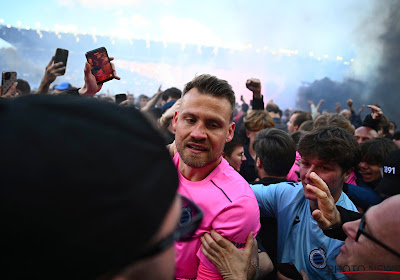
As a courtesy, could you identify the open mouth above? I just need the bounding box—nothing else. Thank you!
[187,144,208,151]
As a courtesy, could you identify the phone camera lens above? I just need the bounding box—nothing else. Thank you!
[5,72,11,80]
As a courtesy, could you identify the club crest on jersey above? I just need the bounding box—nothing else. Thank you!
[309,248,327,269]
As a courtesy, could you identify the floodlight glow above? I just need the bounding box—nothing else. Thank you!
[0,19,4,23]
[309,52,314,56]
[7,24,11,28]
[337,56,343,60]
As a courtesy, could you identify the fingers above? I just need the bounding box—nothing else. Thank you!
[311,209,331,229]
[111,62,121,80]
[1,82,18,98]
[300,269,310,280]
[305,184,328,200]
[210,229,230,249]
[309,172,330,194]
[243,231,254,254]
[47,56,55,68]
[200,233,219,259]
[83,62,92,77]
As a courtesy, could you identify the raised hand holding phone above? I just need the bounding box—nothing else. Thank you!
[1,71,17,97]
[78,56,120,96]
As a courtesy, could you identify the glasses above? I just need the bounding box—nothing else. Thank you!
[138,195,203,260]
[356,214,400,259]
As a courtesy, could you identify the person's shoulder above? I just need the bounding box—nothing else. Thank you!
[337,191,359,212]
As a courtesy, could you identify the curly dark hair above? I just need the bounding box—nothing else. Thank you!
[298,126,361,172]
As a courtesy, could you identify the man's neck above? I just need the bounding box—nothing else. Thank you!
[179,156,222,182]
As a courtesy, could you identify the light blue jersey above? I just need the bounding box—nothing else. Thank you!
[251,182,358,280]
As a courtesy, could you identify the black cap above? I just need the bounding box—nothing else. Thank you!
[1,94,178,279]
[375,149,400,197]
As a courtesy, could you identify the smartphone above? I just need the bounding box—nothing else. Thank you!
[115,93,127,105]
[85,47,115,85]
[54,48,69,75]
[1,71,17,96]
[277,263,302,280]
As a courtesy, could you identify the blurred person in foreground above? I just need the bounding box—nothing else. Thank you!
[1,90,200,279]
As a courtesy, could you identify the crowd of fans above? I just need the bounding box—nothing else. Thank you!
[1,50,400,280]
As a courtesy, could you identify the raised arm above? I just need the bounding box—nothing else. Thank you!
[37,56,65,94]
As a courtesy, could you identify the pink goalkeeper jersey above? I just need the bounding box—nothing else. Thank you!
[173,153,261,280]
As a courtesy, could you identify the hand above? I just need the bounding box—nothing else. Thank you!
[367,105,382,120]
[0,82,18,98]
[307,100,314,106]
[307,172,341,230]
[347,99,353,107]
[246,78,261,99]
[159,98,181,128]
[78,57,120,96]
[201,230,255,280]
[42,56,65,85]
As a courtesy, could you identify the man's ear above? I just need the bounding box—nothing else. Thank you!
[226,122,235,143]
[256,157,263,169]
[246,129,250,138]
[343,167,354,181]
[172,111,179,130]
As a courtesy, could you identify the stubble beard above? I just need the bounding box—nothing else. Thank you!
[176,139,221,168]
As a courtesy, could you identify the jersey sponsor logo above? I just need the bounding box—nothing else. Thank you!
[309,248,327,269]
[231,241,246,249]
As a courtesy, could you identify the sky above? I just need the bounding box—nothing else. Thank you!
[1,0,381,59]
[1,0,394,109]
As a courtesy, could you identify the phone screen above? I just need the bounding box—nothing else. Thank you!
[54,48,69,75]
[85,47,114,85]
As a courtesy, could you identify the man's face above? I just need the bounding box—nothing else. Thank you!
[288,113,298,133]
[336,197,400,280]
[173,88,234,169]
[224,145,246,172]
[358,161,382,183]
[139,97,148,108]
[354,126,378,144]
[300,156,349,202]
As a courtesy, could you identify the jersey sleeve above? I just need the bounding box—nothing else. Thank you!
[250,183,279,218]
[196,195,261,276]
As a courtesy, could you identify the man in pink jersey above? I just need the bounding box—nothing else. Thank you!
[171,74,261,279]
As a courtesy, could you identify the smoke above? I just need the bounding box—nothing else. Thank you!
[296,77,366,112]
[368,0,400,123]
[296,0,400,123]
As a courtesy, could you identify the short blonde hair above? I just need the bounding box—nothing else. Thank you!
[244,110,275,131]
